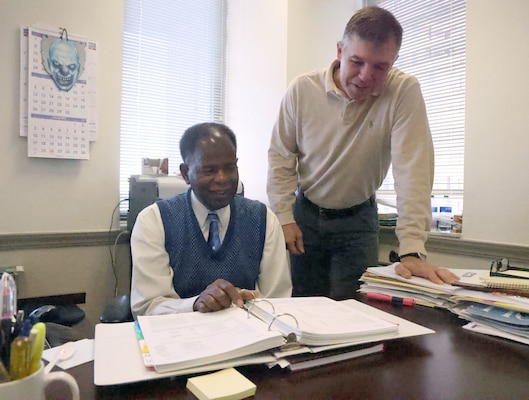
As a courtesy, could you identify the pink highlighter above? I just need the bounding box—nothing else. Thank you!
[366,292,415,307]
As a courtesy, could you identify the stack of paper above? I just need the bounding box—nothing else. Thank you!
[136,307,285,373]
[271,342,384,372]
[452,301,529,345]
[449,285,529,344]
[135,297,400,374]
[94,299,435,385]
[359,264,478,308]
[361,264,529,345]
[378,213,397,226]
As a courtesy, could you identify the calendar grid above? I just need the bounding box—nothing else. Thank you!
[20,25,97,159]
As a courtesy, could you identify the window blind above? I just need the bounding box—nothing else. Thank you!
[120,0,227,212]
[369,0,466,202]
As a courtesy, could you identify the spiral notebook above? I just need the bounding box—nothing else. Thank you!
[135,296,399,373]
[479,276,529,292]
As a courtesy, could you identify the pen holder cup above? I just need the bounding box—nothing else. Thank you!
[0,361,79,400]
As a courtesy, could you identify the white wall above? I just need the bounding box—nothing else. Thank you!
[226,0,360,204]
[463,0,529,246]
[225,0,288,204]
[286,0,360,81]
[226,0,287,203]
[0,0,122,234]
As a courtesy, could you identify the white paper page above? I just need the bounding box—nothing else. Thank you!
[366,264,488,293]
[137,306,283,370]
[94,322,275,386]
[247,297,399,346]
[462,322,529,345]
[42,338,94,369]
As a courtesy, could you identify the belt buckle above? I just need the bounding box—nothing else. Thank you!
[319,207,339,219]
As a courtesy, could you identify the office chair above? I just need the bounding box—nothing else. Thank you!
[99,293,133,323]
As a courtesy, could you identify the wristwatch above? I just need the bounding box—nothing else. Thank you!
[399,252,427,261]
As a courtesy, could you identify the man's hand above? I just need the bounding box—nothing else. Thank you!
[395,256,460,284]
[283,223,305,255]
[193,279,259,312]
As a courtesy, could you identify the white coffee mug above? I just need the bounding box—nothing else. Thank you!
[0,362,79,400]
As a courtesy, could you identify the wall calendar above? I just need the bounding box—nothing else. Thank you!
[20,25,97,159]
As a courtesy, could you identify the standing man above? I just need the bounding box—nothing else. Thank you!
[131,122,292,316]
[267,6,458,299]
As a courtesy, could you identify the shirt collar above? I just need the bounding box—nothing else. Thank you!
[190,191,230,229]
[325,59,341,95]
[325,59,387,100]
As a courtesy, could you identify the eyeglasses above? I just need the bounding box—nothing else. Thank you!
[490,258,529,280]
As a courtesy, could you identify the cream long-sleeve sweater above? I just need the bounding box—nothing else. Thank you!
[267,60,433,255]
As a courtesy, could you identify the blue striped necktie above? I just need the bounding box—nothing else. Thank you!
[207,212,221,252]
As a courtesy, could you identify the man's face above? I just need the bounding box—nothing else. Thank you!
[335,33,399,101]
[180,132,239,211]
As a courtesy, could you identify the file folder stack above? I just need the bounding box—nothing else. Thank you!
[360,264,529,345]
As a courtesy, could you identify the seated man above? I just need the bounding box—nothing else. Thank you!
[130,122,292,316]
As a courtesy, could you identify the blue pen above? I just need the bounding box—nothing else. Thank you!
[0,273,17,369]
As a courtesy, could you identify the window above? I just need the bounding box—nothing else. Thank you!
[368,0,466,215]
[120,0,227,213]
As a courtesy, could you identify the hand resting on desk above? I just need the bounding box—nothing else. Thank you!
[395,257,460,285]
[193,279,258,312]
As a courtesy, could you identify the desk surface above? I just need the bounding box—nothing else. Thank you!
[69,299,529,400]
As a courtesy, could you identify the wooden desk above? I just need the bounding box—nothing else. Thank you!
[70,300,529,399]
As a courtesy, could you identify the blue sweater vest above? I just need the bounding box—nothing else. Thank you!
[157,191,266,298]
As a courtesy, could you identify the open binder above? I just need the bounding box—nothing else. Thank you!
[243,297,399,346]
[95,300,435,385]
[136,297,399,373]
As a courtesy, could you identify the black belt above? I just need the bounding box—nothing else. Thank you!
[299,192,375,220]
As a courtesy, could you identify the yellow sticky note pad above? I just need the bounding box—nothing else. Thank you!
[186,368,256,400]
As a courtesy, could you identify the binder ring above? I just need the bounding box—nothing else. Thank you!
[268,312,299,331]
[246,299,275,319]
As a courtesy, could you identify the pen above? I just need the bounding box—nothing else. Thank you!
[366,292,415,307]
[0,360,9,383]
[0,273,17,369]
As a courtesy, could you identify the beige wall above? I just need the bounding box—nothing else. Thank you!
[225,0,289,204]
[0,0,123,234]
[0,0,124,330]
[463,0,529,245]
[1,242,131,329]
